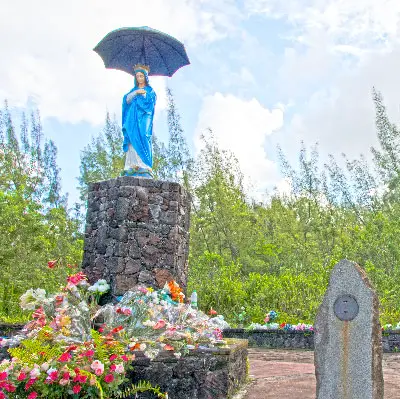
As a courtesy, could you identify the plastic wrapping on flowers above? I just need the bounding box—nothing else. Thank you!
[94,282,230,359]
[247,310,314,332]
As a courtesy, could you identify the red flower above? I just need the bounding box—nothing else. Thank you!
[58,352,72,362]
[164,344,174,351]
[72,385,81,394]
[110,364,116,371]
[17,372,27,381]
[27,392,38,399]
[104,374,114,383]
[25,379,36,390]
[109,354,118,362]
[67,272,87,285]
[110,326,124,334]
[49,371,58,381]
[4,383,16,392]
[47,260,57,269]
[0,373,6,381]
[0,391,5,399]
[121,355,129,362]
[74,375,87,384]
[84,350,95,357]
[208,308,217,316]
[62,372,70,380]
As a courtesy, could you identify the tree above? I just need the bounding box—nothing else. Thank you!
[0,102,83,321]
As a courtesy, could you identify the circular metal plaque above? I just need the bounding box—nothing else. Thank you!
[334,295,359,321]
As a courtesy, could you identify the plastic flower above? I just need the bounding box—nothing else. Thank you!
[104,374,114,383]
[27,392,38,399]
[153,320,166,329]
[47,260,57,269]
[209,308,217,316]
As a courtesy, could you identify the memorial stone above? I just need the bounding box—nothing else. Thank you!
[314,259,384,399]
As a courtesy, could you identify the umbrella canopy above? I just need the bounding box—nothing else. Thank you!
[93,26,190,77]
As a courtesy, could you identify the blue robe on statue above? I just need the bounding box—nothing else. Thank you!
[122,83,156,173]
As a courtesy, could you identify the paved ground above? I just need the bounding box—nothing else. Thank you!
[238,349,400,398]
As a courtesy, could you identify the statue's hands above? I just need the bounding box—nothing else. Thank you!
[136,89,146,95]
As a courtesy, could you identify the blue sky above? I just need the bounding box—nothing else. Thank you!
[3,0,400,205]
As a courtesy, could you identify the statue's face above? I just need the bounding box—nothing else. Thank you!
[136,72,146,85]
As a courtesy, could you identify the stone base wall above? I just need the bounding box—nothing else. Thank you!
[223,329,314,350]
[82,177,190,296]
[224,329,400,353]
[129,339,248,399]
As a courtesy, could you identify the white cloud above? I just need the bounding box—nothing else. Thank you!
[0,0,241,125]
[246,0,400,168]
[194,92,284,199]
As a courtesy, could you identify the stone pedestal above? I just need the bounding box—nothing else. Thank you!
[82,177,190,296]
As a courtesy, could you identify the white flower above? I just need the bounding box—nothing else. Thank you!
[20,288,47,310]
[41,362,50,371]
[47,367,57,375]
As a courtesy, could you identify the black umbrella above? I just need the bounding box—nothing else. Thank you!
[93,26,190,77]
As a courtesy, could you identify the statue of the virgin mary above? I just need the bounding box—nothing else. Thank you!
[122,64,157,178]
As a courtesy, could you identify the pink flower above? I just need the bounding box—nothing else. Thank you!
[121,355,129,362]
[0,390,5,399]
[84,350,95,357]
[104,374,114,383]
[109,354,118,362]
[27,392,38,399]
[30,368,40,378]
[110,364,117,372]
[0,373,7,381]
[114,364,124,374]
[95,368,104,376]
[72,385,81,394]
[59,379,69,386]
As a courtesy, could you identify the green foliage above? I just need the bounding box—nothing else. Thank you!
[78,112,125,200]
[115,381,168,398]
[8,332,63,367]
[188,91,400,325]
[0,102,83,321]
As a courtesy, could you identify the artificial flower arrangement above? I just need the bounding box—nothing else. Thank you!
[0,268,228,398]
[247,310,314,332]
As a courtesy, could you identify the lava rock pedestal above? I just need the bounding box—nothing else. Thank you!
[82,177,190,296]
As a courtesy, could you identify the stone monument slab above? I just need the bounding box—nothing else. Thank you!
[314,259,383,399]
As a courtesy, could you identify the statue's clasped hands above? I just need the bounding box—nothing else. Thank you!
[135,89,146,95]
